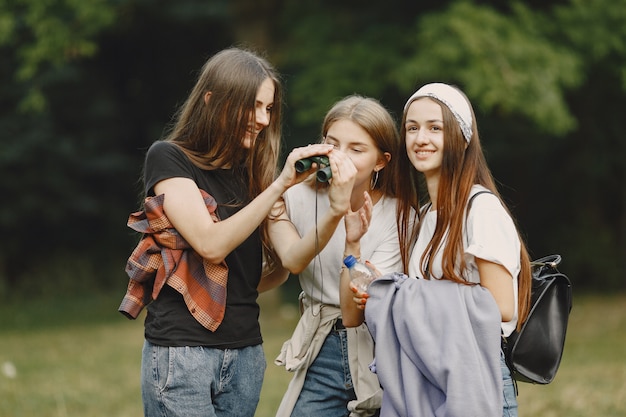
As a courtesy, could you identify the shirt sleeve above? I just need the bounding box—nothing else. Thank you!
[366,198,404,276]
[464,193,521,280]
[144,141,195,196]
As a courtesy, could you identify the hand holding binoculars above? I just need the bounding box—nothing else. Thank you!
[295,155,332,182]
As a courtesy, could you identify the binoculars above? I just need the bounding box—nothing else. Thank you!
[295,155,332,182]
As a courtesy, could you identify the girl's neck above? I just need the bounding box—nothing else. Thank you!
[425,174,439,211]
[369,188,384,205]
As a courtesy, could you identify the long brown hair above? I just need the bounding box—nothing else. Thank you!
[397,87,532,329]
[163,47,283,268]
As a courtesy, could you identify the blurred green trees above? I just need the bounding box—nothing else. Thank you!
[0,0,624,297]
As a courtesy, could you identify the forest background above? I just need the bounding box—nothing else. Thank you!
[1,0,624,301]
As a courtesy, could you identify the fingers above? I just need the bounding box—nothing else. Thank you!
[364,260,382,278]
[279,144,334,187]
[359,207,370,230]
[362,191,373,217]
[327,150,357,183]
[353,294,368,310]
[349,283,368,297]
[286,143,333,165]
[349,282,369,310]
[349,192,372,234]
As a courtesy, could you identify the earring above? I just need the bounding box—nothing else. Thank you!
[370,170,379,190]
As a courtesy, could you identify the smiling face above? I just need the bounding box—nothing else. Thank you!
[324,119,388,192]
[404,97,445,181]
[242,77,275,149]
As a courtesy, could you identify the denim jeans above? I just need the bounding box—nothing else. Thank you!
[141,340,265,417]
[291,329,357,417]
[501,350,518,417]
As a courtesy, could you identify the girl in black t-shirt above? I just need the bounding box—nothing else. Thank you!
[128,47,334,417]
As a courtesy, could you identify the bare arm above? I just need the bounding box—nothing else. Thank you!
[268,205,344,274]
[340,267,365,327]
[257,258,290,293]
[155,144,334,264]
[340,192,373,327]
[476,258,515,322]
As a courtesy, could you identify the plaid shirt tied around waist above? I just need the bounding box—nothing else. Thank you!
[118,190,228,332]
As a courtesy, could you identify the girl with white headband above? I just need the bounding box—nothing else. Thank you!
[342,83,532,416]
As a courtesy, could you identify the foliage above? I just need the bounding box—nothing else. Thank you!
[394,1,583,136]
[0,0,624,294]
[272,1,413,127]
[555,0,626,83]
[0,0,234,294]
[0,0,116,112]
[544,0,626,288]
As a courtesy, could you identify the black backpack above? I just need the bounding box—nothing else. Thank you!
[503,254,573,384]
[467,192,573,385]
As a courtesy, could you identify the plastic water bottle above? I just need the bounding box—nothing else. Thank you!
[343,255,376,292]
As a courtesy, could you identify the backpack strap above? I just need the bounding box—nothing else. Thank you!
[463,189,495,268]
[464,190,494,238]
[466,190,494,215]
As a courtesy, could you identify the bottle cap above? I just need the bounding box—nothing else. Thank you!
[343,255,357,268]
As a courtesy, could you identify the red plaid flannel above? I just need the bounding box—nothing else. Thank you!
[118,190,228,332]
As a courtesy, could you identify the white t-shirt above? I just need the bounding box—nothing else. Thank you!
[408,185,520,336]
[284,182,403,307]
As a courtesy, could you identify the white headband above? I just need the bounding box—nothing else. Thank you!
[404,83,473,143]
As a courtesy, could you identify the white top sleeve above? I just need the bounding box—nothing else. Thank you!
[464,188,521,336]
[284,183,403,306]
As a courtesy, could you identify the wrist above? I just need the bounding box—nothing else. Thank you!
[343,244,361,262]
[328,205,349,219]
[270,178,289,194]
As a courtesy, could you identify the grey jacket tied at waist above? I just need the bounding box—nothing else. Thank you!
[365,272,503,417]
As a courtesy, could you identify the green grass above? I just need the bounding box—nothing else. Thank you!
[0,292,624,416]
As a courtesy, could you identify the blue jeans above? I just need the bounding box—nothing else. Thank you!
[501,350,518,417]
[291,329,357,417]
[141,340,265,417]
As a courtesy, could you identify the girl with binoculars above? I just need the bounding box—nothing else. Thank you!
[260,95,405,417]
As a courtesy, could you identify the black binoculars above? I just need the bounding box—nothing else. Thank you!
[295,155,332,182]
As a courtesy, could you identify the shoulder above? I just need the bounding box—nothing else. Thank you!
[370,196,401,233]
[374,195,399,215]
[143,141,196,194]
[466,186,516,232]
[145,141,195,172]
[284,181,327,202]
[468,186,503,212]
[146,140,183,161]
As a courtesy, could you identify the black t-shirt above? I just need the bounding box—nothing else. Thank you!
[142,140,263,348]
